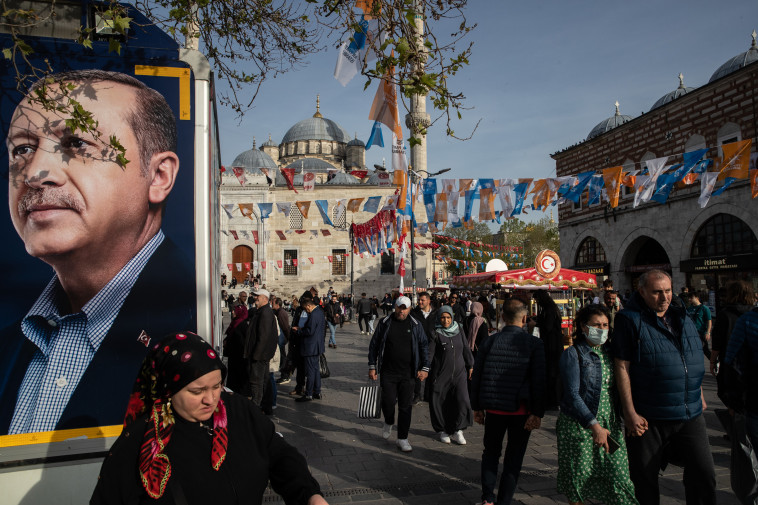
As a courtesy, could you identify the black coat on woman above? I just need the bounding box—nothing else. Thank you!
[428,322,475,434]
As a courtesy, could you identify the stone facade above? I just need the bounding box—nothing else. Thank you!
[552,55,758,294]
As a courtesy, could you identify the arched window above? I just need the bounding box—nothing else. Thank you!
[575,237,607,265]
[691,213,758,257]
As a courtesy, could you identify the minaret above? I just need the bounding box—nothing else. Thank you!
[405,0,431,174]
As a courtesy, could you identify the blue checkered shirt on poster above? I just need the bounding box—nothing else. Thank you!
[8,230,165,434]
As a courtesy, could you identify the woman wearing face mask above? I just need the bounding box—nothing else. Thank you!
[556,305,638,505]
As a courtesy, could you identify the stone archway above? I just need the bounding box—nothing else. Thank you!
[232,245,254,284]
[620,236,671,289]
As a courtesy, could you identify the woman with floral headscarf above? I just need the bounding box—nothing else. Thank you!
[91,332,328,505]
[428,306,475,445]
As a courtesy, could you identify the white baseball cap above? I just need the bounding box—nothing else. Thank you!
[253,288,270,299]
[395,296,412,308]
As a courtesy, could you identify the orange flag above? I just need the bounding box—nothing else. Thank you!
[529,179,550,211]
[295,201,311,219]
[751,169,758,199]
[621,171,637,188]
[347,198,365,212]
[459,179,474,195]
[238,203,255,219]
[719,139,751,180]
[602,166,623,208]
[479,188,496,220]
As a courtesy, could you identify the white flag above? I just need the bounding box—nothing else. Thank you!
[634,157,669,207]
[698,172,719,208]
[333,16,383,86]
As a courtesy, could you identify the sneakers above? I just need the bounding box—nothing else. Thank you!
[396,438,412,452]
[439,431,451,444]
[313,393,322,400]
[382,423,393,440]
[276,376,291,384]
[450,430,467,445]
[360,331,366,335]
[295,395,313,402]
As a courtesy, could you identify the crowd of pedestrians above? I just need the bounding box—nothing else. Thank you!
[219,274,758,505]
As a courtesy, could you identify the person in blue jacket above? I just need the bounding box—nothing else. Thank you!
[368,296,429,452]
[613,269,715,505]
[292,296,325,402]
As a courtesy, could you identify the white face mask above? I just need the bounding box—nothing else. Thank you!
[585,326,609,346]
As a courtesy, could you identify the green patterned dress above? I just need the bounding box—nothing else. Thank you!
[556,346,639,505]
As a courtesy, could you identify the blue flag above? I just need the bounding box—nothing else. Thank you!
[511,182,530,216]
[363,196,382,213]
[366,121,384,149]
[257,203,273,219]
[586,175,605,206]
[422,178,437,223]
[563,171,595,204]
[463,181,480,222]
[315,200,333,226]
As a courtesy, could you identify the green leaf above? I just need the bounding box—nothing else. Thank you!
[81,38,93,50]
[108,38,121,55]
[2,48,11,59]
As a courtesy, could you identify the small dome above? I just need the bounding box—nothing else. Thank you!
[285,158,337,171]
[281,116,352,144]
[586,102,634,141]
[326,172,361,185]
[649,73,696,111]
[709,31,758,83]
[365,170,389,185]
[347,137,366,147]
[230,139,278,175]
[261,134,277,148]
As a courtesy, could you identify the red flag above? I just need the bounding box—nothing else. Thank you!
[280,168,298,193]
[252,231,259,244]
[321,229,331,237]
[261,261,266,269]
[328,256,333,263]
[230,230,239,240]
[220,165,226,173]
[293,259,299,266]
[295,230,307,234]
[232,167,246,186]
[277,260,283,269]
[276,230,286,240]
[244,262,251,271]
[350,170,368,179]
[226,264,232,271]
[303,172,316,191]
[308,257,314,264]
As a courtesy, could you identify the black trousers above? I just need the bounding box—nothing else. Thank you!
[380,371,415,439]
[626,414,716,505]
[359,313,371,332]
[481,413,531,505]
[248,360,269,405]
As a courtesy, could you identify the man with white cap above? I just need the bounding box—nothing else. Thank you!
[243,288,278,406]
[368,296,430,452]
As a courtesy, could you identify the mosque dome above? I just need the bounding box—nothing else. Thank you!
[326,172,361,185]
[261,134,277,148]
[709,31,758,83]
[586,102,634,141]
[229,138,277,175]
[281,95,352,144]
[649,73,696,111]
[365,169,389,185]
[347,137,366,148]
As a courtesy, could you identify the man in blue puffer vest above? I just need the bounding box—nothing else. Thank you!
[613,269,716,505]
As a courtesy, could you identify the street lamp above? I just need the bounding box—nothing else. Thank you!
[406,166,451,305]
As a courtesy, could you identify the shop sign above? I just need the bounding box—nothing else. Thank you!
[680,253,758,273]
[624,263,671,273]
[571,263,609,275]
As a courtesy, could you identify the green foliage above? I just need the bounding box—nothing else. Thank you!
[497,217,560,268]
[438,222,492,276]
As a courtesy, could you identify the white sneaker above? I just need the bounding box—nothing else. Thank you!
[361,331,365,335]
[382,423,393,440]
[396,438,412,452]
[439,431,451,444]
[450,430,467,445]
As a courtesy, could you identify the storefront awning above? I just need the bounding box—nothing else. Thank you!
[451,267,597,291]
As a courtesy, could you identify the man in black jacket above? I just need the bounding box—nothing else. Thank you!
[410,291,437,404]
[243,288,278,406]
[356,293,373,334]
[325,294,341,348]
[471,298,545,505]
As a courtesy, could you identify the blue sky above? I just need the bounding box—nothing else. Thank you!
[216,0,757,221]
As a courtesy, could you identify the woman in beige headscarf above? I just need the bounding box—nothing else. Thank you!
[467,302,489,356]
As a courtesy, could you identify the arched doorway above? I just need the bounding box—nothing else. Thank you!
[681,213,758,302]
[232,245,254,284]
[622,236,671,289]
[573,236,609,278]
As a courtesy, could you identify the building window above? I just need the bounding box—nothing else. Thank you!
[332,205,346,229]
[691,213,758,258]
[289,203,303,230]
[284,249,298,275]
[332,249,347,275]
[381,252,395,275]
[575,237,607,265]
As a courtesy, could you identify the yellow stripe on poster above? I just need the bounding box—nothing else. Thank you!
[134,65,191,120]
[0,424,122,448]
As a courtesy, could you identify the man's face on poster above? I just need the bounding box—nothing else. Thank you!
[6,81,161,263]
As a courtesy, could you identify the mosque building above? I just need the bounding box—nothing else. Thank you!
[552,32,758,302]
[220,97,433,299]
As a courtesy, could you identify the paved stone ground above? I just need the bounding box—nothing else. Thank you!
[228,311,739,505]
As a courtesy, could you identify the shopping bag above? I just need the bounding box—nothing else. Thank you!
[716,409,758,504]
[357,382,382,419]
[319,353,331,379]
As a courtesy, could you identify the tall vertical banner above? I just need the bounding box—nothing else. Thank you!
[0,20,199,439]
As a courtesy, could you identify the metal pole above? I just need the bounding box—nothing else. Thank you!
[350,225,354,303]
[409,170,417,306]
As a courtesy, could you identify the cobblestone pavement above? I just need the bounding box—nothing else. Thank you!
[234,313,739,505]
